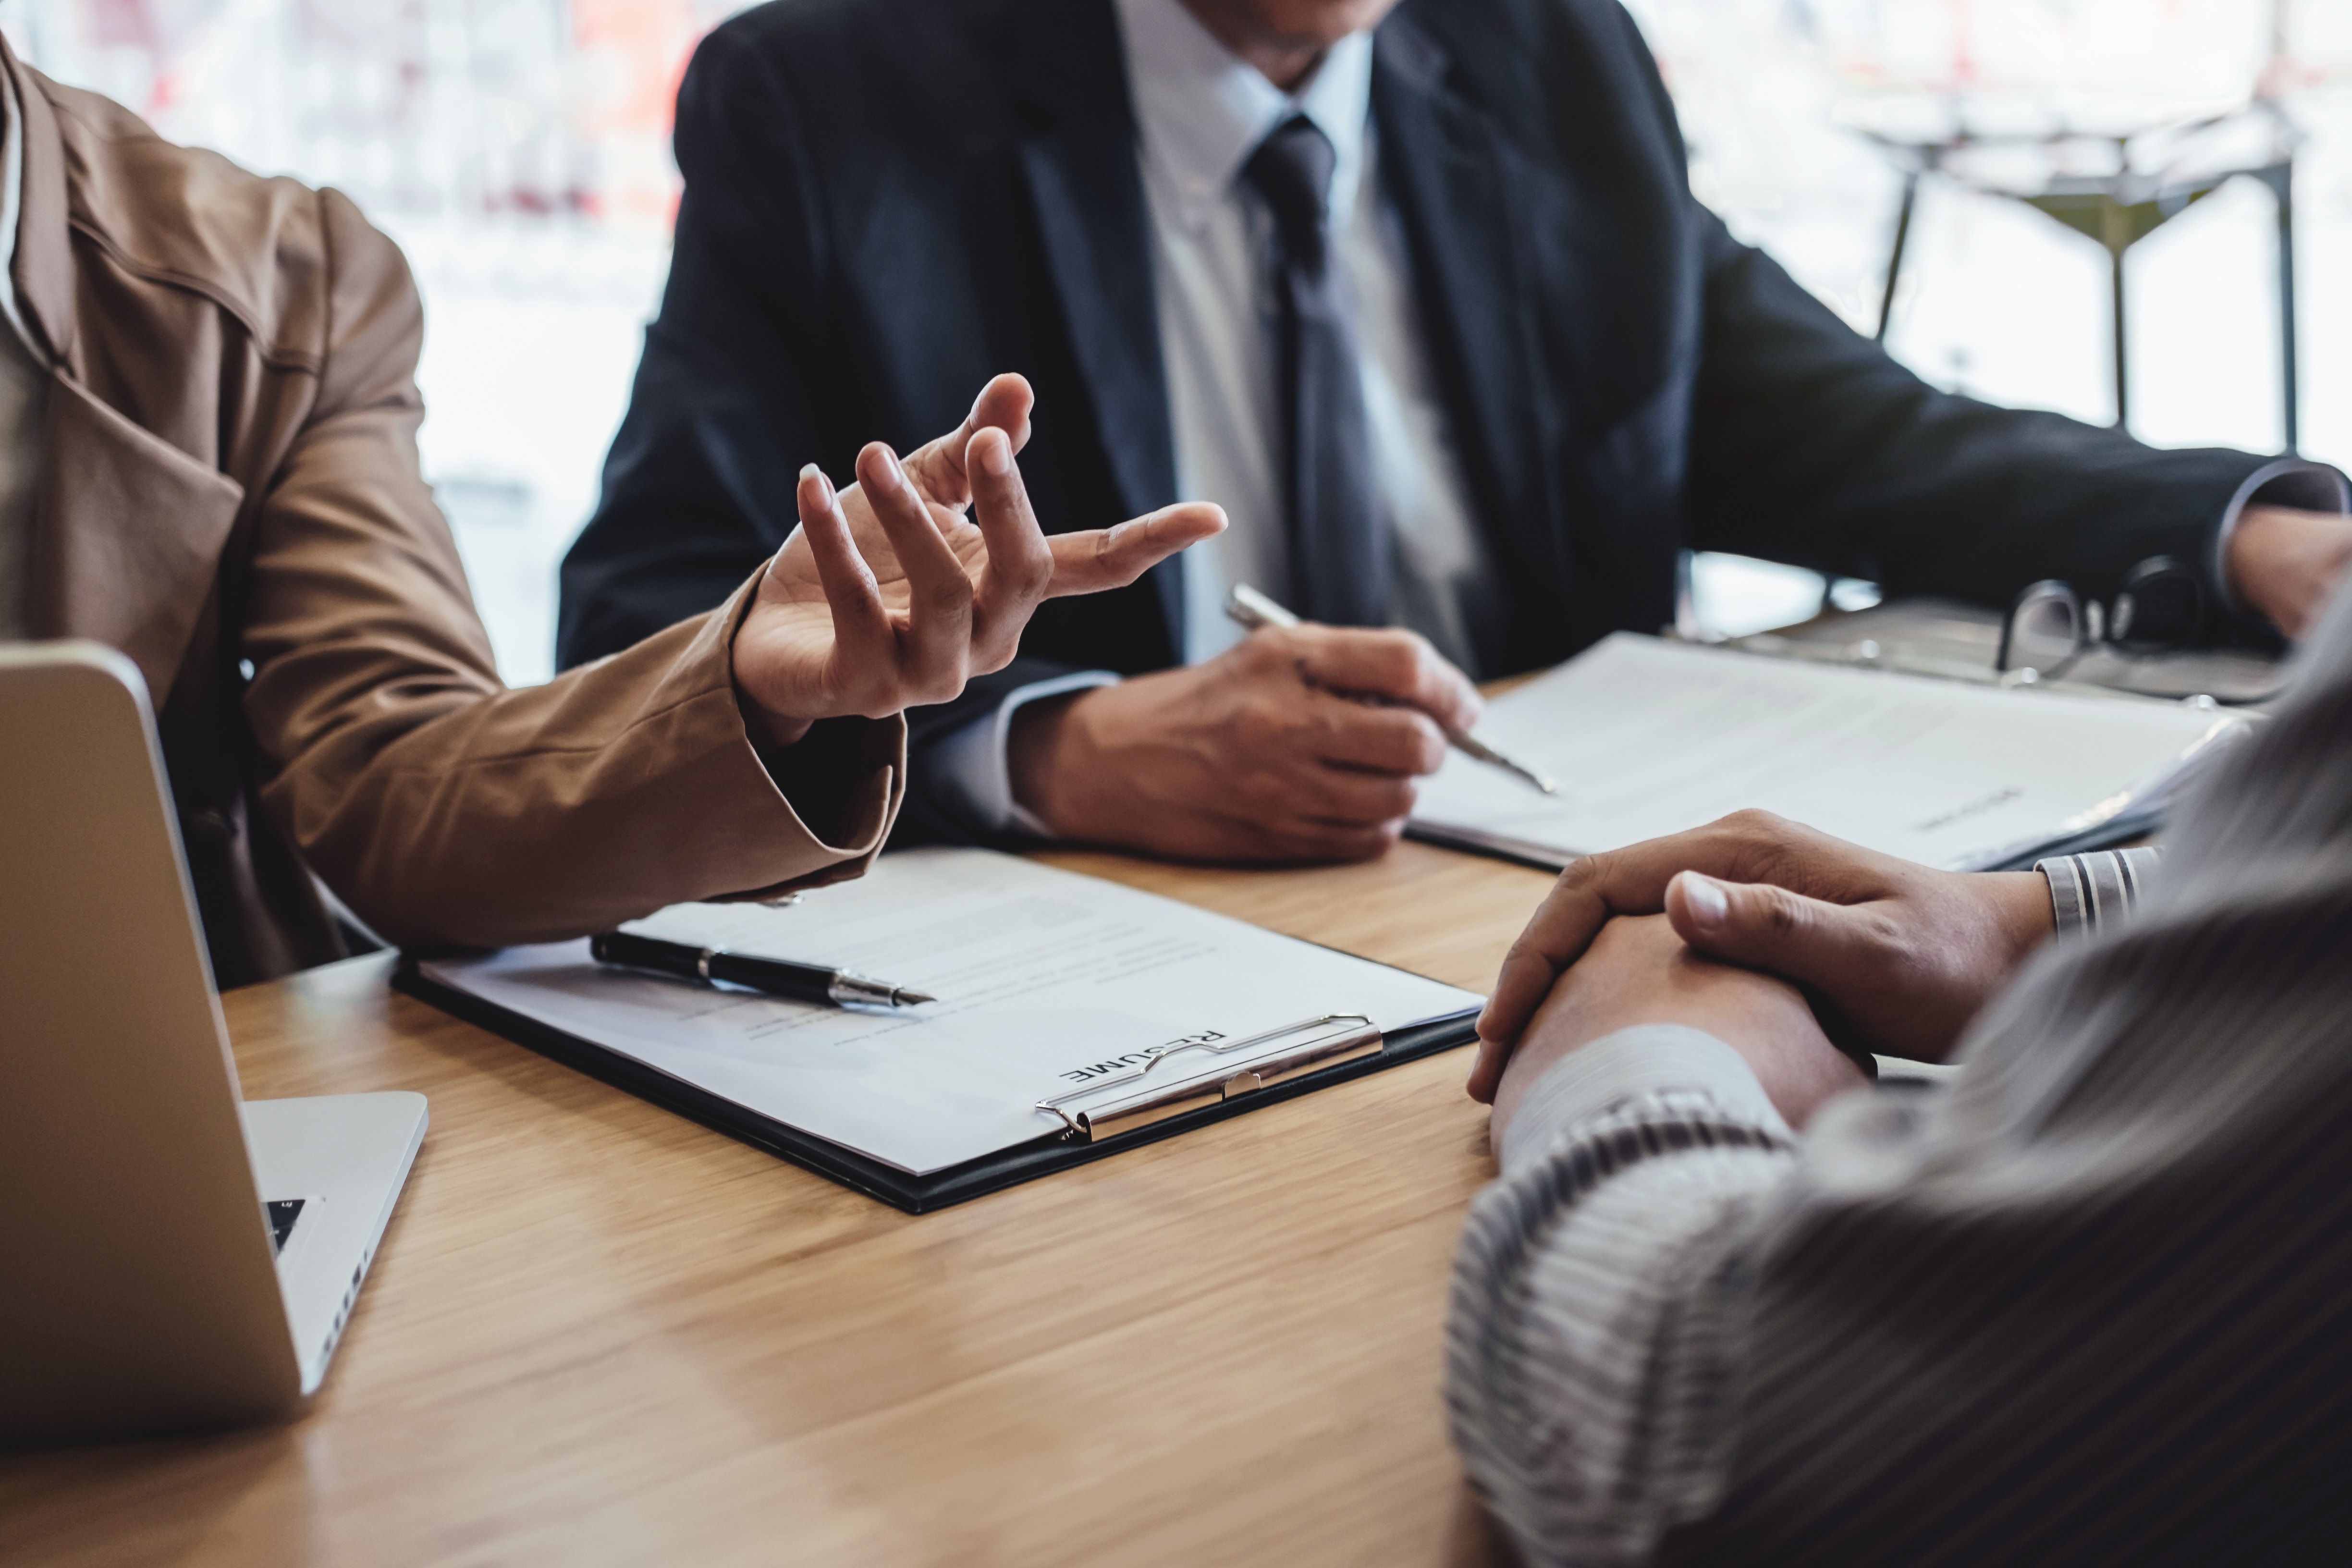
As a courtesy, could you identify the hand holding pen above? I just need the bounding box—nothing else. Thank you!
[1225,587,1556,796]
[1003,586,1505,861]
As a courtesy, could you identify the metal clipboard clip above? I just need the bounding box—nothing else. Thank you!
[1034,1014,1384,1144]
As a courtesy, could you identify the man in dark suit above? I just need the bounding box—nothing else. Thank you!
[559,0,2352,862]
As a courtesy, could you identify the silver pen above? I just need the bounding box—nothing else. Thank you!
[1223,584,1558,796]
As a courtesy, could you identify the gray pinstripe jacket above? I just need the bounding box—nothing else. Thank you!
[1447,596,2352,1565]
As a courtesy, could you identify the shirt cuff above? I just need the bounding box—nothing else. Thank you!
[2035,845,2162,939]
[1499,1023,1790,1176]
[925,669,1122,838]
[2208,458,2350,620]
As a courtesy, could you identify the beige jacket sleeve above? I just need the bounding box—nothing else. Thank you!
[235,188,905,951]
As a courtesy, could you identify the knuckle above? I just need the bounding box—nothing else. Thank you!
[1239,694,1304,748]
[1237,770,1288,809]
[1237,631,1284,672]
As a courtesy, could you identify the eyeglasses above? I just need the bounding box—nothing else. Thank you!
[1996,556,2206,681]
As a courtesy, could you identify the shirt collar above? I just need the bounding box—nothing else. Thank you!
[1111,0,1373,234]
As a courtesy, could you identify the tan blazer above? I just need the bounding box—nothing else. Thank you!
[8,43,905,989]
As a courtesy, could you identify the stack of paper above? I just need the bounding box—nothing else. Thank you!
[1412,634,2248,871]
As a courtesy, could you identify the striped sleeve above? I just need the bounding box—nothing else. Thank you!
[1447,579,2352,1565]
[2034,845,2161,937]
[1447,1028,1797,1565]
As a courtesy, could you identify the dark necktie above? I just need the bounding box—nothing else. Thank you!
[1240,116,1386,628]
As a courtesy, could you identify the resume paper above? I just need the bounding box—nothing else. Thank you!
[419,850,1479,1175]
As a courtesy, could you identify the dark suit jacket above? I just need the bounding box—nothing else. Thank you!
[558,0,2281,844]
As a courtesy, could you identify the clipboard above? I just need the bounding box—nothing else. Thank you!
[394,963,1477,1213]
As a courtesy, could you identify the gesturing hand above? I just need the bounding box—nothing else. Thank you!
[1467,809,2055,1102]
[731,374,1225,741]
[1491,914,1868,1139]
[1006,622,1483,862]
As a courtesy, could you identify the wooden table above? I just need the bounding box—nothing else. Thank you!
[0,843,1555,1568]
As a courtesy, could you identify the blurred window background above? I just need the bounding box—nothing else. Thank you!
[5,0,2349,676]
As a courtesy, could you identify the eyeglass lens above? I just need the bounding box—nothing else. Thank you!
[2000,581,2082,674]
[2111,563,2202,652]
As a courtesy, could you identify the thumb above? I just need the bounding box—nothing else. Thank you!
[1664,870,1879,995]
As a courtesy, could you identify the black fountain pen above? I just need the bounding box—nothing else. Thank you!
[589,931,936,1009]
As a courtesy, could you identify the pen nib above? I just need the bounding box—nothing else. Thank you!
[894,989,937,1007]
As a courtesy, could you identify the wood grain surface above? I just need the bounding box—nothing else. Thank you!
[0,841,1555,1568]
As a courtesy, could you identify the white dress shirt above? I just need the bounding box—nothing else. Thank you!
[0,63,49,642]
[932,0,1495,834]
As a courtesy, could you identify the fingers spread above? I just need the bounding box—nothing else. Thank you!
[1045,503,1227,597]
[903,373,1036,509]
[854,441,974,700]
[964,426,1055,670]
[1297,628,1483,735]
[795,464,892,662]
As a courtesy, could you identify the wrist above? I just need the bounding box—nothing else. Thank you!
[1007,689,1100,835]
[1988,870,2058,962]
[739,702,814,749]
[729,668,816,750]
[2224,505,2352,639]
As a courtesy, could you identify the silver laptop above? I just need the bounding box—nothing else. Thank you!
[0,642,426,1445]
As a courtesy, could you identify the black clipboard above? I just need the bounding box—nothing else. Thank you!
[394,960,1480,1213]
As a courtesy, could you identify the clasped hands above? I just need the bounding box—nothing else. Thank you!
[729,374,1225,743]
[1471,810,2058,1136]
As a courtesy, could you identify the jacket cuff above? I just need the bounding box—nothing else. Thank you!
[701,564,908,900]
[2207,458,2350,624]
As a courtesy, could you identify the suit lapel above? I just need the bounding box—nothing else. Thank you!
[1372,19,1565,664]
[1005,0,1184,644]
[9,33,241,704]
[26,377,245,705]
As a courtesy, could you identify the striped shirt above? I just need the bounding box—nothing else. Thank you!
[2038,845,2161,937]
[1447,603,2352,1564]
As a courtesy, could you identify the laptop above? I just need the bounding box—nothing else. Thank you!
[0,642,427,1445]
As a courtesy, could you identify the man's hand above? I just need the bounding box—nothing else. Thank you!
[730,375,1225,741]
[1492,914,1868,1139]
[1468,810,2054,1102]
[1006,623,1482,861]
[2225,504,2352,641]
